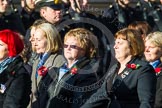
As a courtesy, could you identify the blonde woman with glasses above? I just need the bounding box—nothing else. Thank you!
[47,28,101,108]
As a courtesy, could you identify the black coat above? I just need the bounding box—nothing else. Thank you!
[154,63,162,108]
[0,57,31,108]
[81,57,157,108]
[47,58,100,108]
[18,7,41,30]
[100,4,144,34]
[0,12,26,35]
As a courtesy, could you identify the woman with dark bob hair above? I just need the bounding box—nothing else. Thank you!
[81,28,157,108]
[0,29,31,108]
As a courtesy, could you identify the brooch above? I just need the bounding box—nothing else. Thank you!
[0,84,6,94]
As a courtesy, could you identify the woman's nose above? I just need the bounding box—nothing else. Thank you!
[145,46,149,52]
[114,44,118,49]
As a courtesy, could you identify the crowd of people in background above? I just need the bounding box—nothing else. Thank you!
[0,0,162,108]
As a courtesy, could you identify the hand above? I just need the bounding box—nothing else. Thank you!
[69,0,88,13]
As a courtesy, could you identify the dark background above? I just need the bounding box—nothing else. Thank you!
[11,0,139,16]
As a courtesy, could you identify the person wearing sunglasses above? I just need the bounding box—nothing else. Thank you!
[46,28,101,108]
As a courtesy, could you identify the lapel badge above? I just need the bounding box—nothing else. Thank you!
[121,71,129,79]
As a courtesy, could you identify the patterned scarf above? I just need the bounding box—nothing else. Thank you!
[0,57,17,74]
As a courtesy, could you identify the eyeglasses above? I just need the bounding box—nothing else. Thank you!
[63,44,83,50]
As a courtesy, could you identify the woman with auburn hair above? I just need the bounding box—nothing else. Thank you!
[0,29,31,108]
[47,28,100,108]
[28,23,65,108]
[128,21,152,40]
[81,28,156,108]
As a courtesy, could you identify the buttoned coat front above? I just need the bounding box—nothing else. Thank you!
[81,57,157,108]
[154,62,162,108]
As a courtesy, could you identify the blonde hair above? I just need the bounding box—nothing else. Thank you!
[145,31,162,48]
[35,23,62,53]
[64,28,98,58]
[115,28,144,56]
[29,19,47,52]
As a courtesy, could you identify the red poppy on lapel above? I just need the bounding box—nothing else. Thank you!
[38,66,48,76]
[154,68,162,74]
[11,71,15,75]
[126,63,140,70]
[70,66,78,75]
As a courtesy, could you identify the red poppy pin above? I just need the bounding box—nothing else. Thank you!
[154,68,162,74]
[11,71,16,75]
[70,66,78,75]
[126,63,140,70]
[38,66,48,76]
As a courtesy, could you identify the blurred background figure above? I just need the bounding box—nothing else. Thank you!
[81,28,156,108]
[69,0,88,13]
[47,28,100,108]
[0,29,31,108]
[35,0,63,25]
[141,0,162,32]
[100,0,144,34]
[128,21,152,41]
[28,23,65,108]
[144,31,162,108]
[18,0,41,31]
[0,0,25,35]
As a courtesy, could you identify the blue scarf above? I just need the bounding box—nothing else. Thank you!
[0,57,17,74]
[150,59,161,68]
[58,58,87,80]
[58,63,70,81]
[35,52,50,78]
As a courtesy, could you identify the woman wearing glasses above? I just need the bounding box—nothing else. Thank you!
[47,28,100,108]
